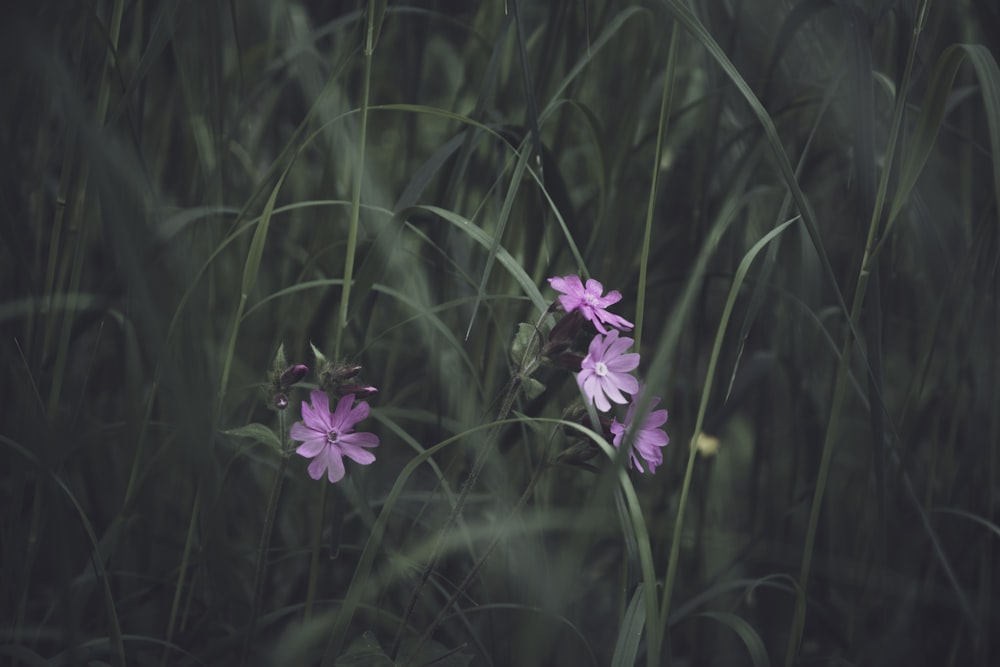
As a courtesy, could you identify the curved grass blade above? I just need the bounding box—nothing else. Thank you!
[1,435,126,667]
[696,611,770,667]
[610,586,646,667]
[882,44,1000,248]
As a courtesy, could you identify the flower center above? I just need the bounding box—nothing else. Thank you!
[594,361,608,377]
[326,430,340,445]
[583,292,601,307]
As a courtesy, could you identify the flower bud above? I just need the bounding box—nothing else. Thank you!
[274,393,289,410]
[551,352,584,373]
[337,384,379,398]
[548,309,585,346]
[319,362,363,391]
[279,364,309,387]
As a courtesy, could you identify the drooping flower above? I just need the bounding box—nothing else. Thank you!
[548,274,634,334]
[577,330,640,412]
[290,390,379,483]
[611,394,670,473]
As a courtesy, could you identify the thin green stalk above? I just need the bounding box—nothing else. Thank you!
[658,215,800,656]
[20,3,125,658]
[303,482,328,620]
[335,5,375,360]
[162,484,201,666]
[400,447,554,667]
[389,305,553,658]
[163,149,285,662]
[783,3,930,664]
[306,0,376,621]
[241,411,289,665]
[635,20,680,353]
[45,0,124,422]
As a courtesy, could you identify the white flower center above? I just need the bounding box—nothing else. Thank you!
[583,293,601,307]
[594,361,608,377]
[326,430,340,444]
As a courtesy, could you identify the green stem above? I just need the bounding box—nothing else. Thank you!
[635,21,680,354]
[306,0,376,622]
[401,452,553,667]
[334,6,374,360]
[390,305,552,657]
[241,411,289,665]
[303,482,328,620]
[163,484,201,666]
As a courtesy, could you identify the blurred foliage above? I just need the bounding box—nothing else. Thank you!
[1,0,998,665]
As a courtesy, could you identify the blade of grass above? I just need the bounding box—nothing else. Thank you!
[696,611,770,667]
[635,19,680,353]
[658,214,800,643]
[610,586,646,667]
[785,3,933,663]
[1,435,126,667]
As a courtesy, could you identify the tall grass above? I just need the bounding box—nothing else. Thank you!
[2,1,998,665]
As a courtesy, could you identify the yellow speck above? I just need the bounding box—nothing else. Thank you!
[696,433,720,457]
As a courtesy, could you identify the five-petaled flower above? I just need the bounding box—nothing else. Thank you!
[610,393,670,473]
[577,330,640,412]
[548,274,634,334]
[290,390,379,483]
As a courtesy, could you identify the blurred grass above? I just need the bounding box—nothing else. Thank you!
[2,1,999,665]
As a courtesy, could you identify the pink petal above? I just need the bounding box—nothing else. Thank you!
[584,278,605,296]
[605,334,634,358]
[614,373,640,396]
[303,391,334,431]
[329,394,356,430]
[645,409,669,429]
[548,275,569,292]
[586,378,612,411]
[340,444,376,465]
[601,289,623,305]
[340,431,379,449]
[306,455,327,480]
[310,446,346,483]
[599,377,628,406]
[290,422,320,444]
[606,353,640,373]
[295,436,327,459]
[346,400,370,427]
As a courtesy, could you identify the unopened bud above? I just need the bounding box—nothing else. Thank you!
[548,310,585,345]
[320,362,363,391]
[337,384,379,398]
[551,352,584,373]
[279,364,309,387]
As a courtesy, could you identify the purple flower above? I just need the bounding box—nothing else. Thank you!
[290,390,379,483]
[548,274,634,334]
[611,394,670,473]
[577,330,640,412]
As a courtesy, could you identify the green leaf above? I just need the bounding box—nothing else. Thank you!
[241,171,286,296]
[886,43,1000,239]
[697,611,770,667]
[511,322,538,365]
[224,423,283,454]
[335,631,393,667]
[310,341,328,366]
[522,377,546,400]
[274,343,287,371]
[611,586,646,667]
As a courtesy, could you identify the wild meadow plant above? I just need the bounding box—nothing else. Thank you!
[3,1,1000,665]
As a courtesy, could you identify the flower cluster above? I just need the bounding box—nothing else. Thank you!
[548,274,669,473]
